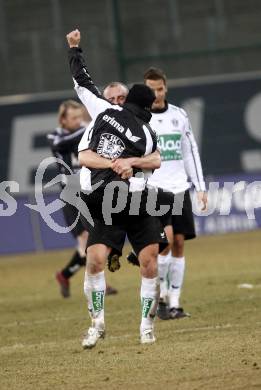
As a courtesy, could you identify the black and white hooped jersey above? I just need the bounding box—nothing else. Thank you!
[68,47,158,188]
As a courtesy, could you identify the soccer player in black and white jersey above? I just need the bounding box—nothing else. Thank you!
[78,82,129,274]
[144,67,208,320]
[66,29,167,348]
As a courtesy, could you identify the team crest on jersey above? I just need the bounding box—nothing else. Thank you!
[97,133,125,159]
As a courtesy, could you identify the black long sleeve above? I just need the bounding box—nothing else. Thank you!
[68,47,101,97]
[68,47,114,121]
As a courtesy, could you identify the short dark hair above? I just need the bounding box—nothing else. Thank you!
[144,67,167,85]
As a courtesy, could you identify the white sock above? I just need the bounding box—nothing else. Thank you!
[83,271,106,330]
[158,252,171,301]
[140,276,160,333]
[168,256,185,309]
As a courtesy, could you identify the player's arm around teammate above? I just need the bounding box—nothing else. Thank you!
[66,30,166,347]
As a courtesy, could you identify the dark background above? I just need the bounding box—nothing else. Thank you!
[1,0,261,95]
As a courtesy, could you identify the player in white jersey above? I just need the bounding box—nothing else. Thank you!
[138,67,207,319]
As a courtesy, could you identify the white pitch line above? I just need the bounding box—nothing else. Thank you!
[1,292,260,329]
[0,340,74,353]
[0,310,135,329]
[0,316,87,328]
[172,323,233,334]
[1,322,261,354]
[0,334,132,353]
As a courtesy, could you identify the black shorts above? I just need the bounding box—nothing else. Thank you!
[84,215,167,257]
[158,189,196,240]
[62,201,85,238]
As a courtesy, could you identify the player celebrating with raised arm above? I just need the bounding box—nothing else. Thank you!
[77,82,129,274]
[66,29,167,348]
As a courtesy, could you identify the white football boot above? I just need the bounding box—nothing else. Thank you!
[82,326,105,349]
[140,328,156,344]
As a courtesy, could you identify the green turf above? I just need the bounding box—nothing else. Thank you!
[0,230,261,390]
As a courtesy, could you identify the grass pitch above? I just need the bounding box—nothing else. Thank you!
[0,230,261,390]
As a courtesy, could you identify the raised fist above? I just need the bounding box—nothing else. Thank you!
[66,29,81,48]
